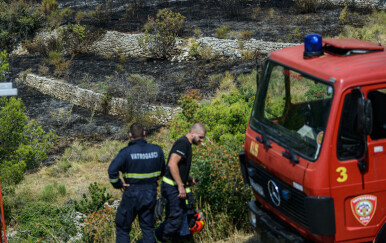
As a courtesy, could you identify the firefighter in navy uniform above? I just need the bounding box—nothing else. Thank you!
[108,123,165,243]
[155,123,206,242]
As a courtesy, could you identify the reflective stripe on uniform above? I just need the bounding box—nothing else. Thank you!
[162,176,177,186]
[110,178,119,183]
[123,171,161,179]
[163,177,193,194]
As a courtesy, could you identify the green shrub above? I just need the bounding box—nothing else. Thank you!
[140,8,185,58]
[189,38,200,57]
[0,97,57,185]
[215,25,229,39]
[126,74,160,125]
[48,51,63,66]
[241,50,254,62]
[191,142,251,228]
[75,10,87,23]
[197,46,219,60]
[74,182,113,214]
[19,202,76,241]
[339,5,348,21]
[169,71,255,145]
[268,8,275,18]
[239,30,253,40]
[194,28,201,37]
[59,23,88,55]
[0,49,8,81]
[40,184,56,202]
[47,51,71,77]
[60,7,75,23]
[40,0,58,16]
[40,182,67,202]
[2,196,13,224]
[0,1,40,51]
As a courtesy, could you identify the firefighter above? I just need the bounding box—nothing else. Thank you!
[108,123,165,243]
[155,123,206,242]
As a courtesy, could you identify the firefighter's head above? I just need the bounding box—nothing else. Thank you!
[189,123,206,145]
[129,122,146,139]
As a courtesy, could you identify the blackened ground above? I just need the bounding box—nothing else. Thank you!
[5,0,372,159]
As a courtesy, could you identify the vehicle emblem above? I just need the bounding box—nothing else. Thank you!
[351,195,377,226]
[268,180,280,206]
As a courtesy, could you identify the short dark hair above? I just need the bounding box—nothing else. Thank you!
[130,122,144,139]
[189,123,206,134]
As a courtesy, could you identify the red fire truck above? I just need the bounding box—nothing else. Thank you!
[239,34,386,242]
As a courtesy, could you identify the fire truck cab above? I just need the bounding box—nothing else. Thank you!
[239,34,386,242]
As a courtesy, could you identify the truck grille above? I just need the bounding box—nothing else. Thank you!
[247,158,309,228]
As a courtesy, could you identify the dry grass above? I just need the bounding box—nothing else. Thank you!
[12,128,174,206]
[214,232,259,243]
[12,158,121,206]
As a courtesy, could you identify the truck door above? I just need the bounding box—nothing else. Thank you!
[332,86,386,242]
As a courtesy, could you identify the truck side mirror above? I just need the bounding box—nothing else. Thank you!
[357,98,373,135]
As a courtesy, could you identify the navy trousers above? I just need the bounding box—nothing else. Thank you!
[115,184,157,243]
[155,182,187,242]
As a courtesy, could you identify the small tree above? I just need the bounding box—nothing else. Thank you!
[140,9,185,58]
[0,97,57,185]
[126,74,159,125]
[74,182,113,214]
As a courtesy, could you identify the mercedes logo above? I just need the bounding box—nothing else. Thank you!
[268,180,281,206]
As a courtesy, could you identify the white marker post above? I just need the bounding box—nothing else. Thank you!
[0,82,17,96]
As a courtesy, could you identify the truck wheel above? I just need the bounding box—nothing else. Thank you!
[375,223,386,243]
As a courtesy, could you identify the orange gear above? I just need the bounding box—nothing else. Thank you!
[189,212,205,234]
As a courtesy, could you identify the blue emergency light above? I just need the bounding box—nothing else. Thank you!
[304,33,323,58]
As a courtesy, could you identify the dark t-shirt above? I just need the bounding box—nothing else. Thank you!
[164,136,192,184]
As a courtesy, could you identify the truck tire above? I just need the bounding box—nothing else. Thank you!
[375,223,386,243]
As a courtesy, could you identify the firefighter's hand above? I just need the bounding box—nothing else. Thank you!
[187,177,196,187]
[178,185,186,199]
[120,183,130,192]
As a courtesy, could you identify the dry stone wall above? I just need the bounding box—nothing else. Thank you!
[19,73,179,123]
[86,31,297,60]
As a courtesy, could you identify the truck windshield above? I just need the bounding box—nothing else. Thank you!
[251,61,333,161]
